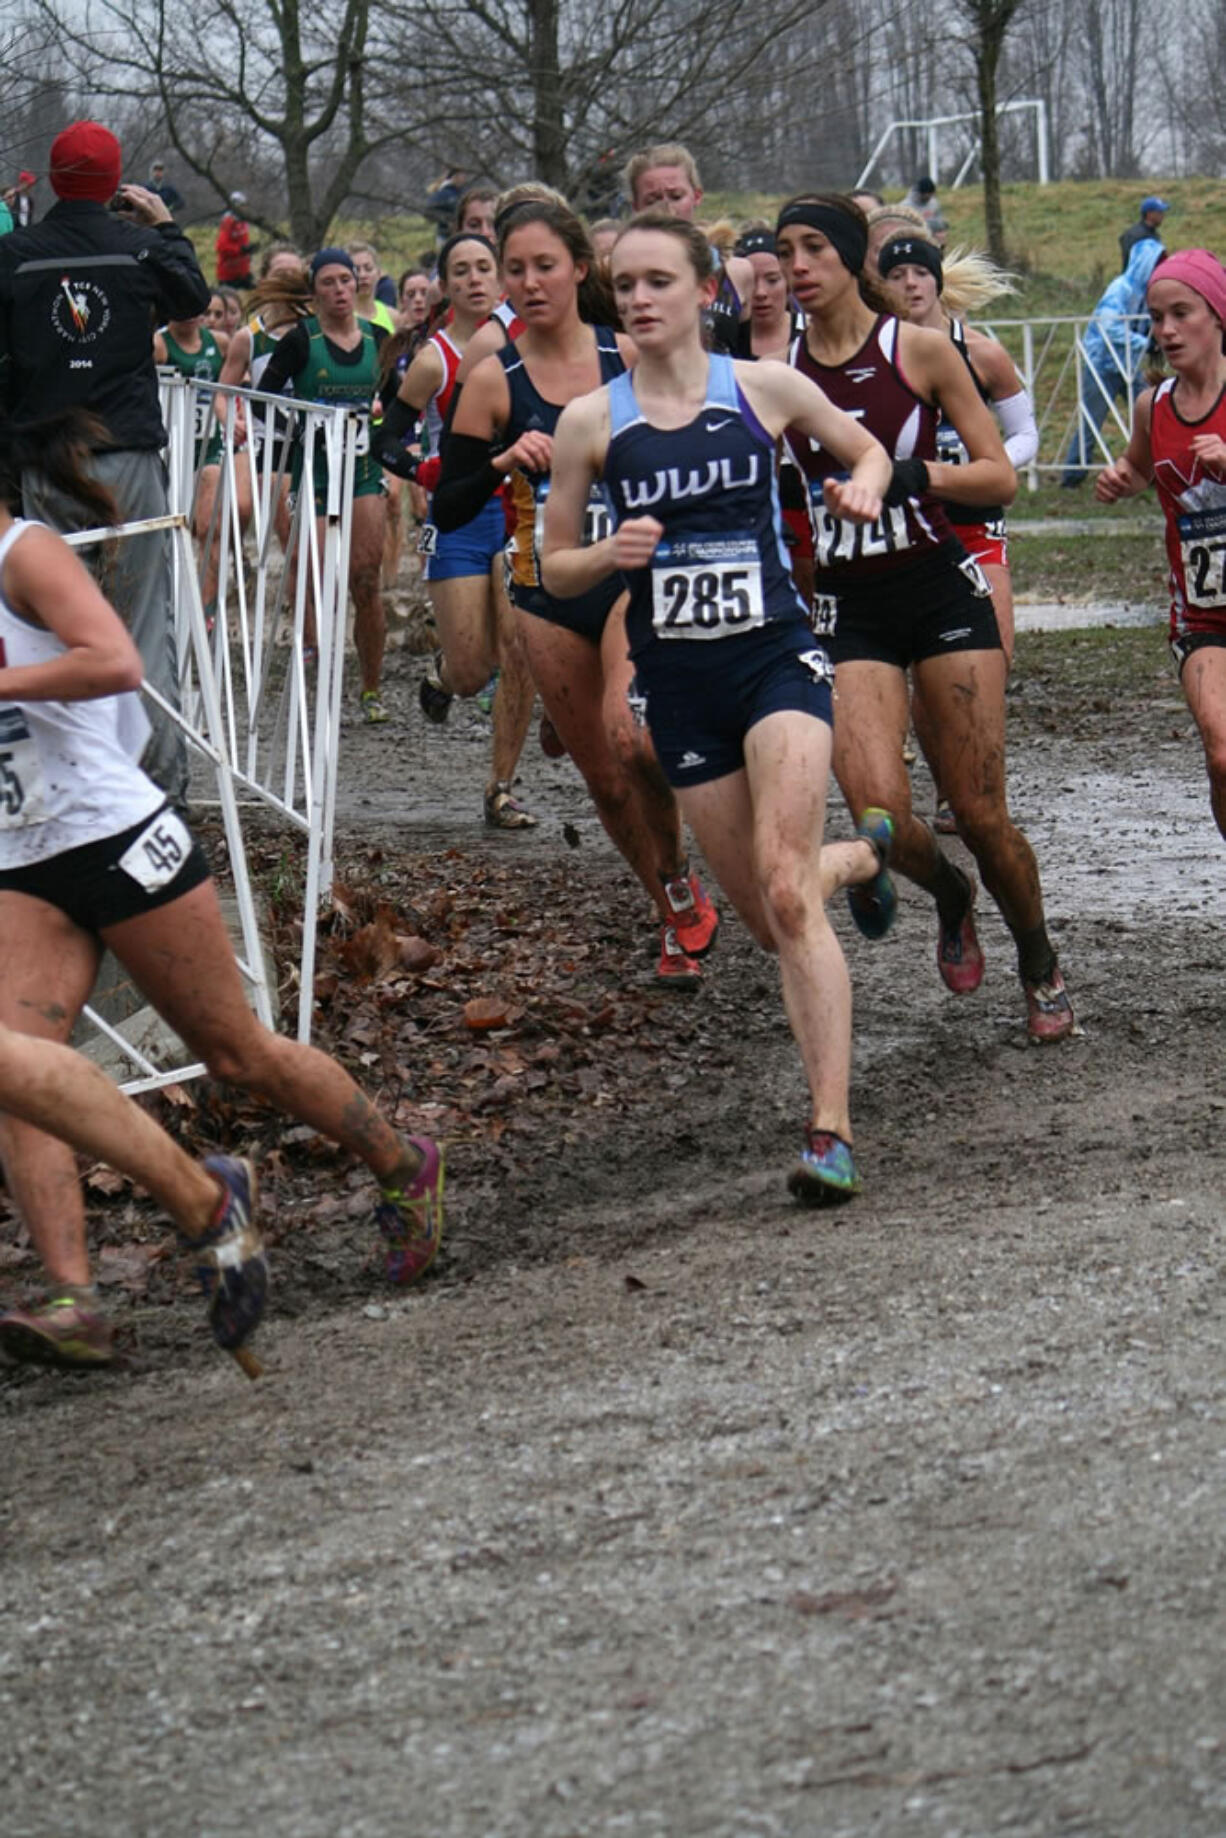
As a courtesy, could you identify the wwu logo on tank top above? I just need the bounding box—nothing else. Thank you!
[618,454,759,511]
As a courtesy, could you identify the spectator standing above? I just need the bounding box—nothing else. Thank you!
[904,175,949,246]
[0,194,11,237]
[215,192,252,287]
[1062,235,1166,486]
[424,167,467,243]
[148,158,185,216]
[1120,194,1170,271]
[0,119,213,806]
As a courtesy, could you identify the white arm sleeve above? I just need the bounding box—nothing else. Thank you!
[995,388,1039,468]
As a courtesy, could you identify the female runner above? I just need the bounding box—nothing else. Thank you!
[0,414,444,1369]
[432,198,719,985]
[775,193,1073,1043]
[214,251,309,558]
[377,232,537,828]
[154,308,248,621]
[623,144,753,354]
[878,231,1039,829]
[257,248,392,723]
[733,226,805,362]
[1097,250,1226,838]
[542,212,895,1201]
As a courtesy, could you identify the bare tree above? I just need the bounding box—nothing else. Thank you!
[949,0,1026,260]
[1081,0,1143,176]
[20,0,439,247]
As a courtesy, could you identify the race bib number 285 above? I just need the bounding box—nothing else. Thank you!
[651,535,765,640]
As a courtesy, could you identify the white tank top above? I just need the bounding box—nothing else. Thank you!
[0,520,163,868]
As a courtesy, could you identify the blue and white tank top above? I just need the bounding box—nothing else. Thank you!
[603,353,808,657]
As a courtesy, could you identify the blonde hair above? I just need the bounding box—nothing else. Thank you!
[865,203,931,239]
[939,247,1020,316]
[494,181,570,232]
[624,143,701,206]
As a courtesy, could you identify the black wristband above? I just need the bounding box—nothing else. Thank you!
[885,457,929,505]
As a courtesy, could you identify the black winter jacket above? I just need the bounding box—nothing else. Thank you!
[0,198,212,450]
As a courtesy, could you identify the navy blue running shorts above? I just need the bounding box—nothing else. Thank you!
[512,575,624,645]
[817,540,1001,669]
[0,805,211,932]
[633,619,834,787]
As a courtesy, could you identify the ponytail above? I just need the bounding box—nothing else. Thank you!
[0,410,117,527]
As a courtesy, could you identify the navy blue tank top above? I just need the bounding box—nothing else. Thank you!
[604,354,809,658]
[500,326,624,593]
[934,318,1005,528]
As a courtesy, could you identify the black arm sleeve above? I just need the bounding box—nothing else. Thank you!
[376,394,424,480]
[256,322,310,396]
[885,457,930,506]
[432,432,505,531]
[148,221,213,321]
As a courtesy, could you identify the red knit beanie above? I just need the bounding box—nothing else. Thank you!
[49,121,122,202]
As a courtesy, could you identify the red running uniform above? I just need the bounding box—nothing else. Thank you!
[1149,377,1226,640]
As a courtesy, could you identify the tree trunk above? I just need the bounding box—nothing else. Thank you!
[529,0,566,189]
[977,23,1007,263]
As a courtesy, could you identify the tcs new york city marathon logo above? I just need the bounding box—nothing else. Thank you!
[51,276,112,346]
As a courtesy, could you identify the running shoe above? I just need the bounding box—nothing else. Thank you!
[933,798,958,836]
[655,923,703,991]
[787,1128,861,1206]
[661,866,719,958]
[539,712,566,759]
[484,780,537,830]
[476,669,500,715]
[1024,967,1076,1044]
[418,652,453,725]
[0,1291,114,1369]
[360,688,390,725]
[375,1136,445,1286]
[185,1156,268,1353]
[847,807,897,941]
[936,878,985,994]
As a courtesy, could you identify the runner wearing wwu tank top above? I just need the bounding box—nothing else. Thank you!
[1097,249,1226,845]
[433,198,721,988]
[776,192,1074,1043]
[542,212,898,1203]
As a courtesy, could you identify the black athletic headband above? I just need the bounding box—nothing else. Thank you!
[775,202,867,276]
[437,231,496,279]
[493,197,557,240]
[878,234,943,292]
[734,229,777,258]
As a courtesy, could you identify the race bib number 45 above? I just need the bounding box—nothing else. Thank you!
[118,809,193,893]
[1179,506,1226,610]
[651,535,765,640]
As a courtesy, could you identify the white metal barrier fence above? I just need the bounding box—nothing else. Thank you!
[972,311,1154,487]
[67,374,362,1092]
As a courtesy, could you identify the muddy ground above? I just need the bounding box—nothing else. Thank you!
[5,615,1226,1837]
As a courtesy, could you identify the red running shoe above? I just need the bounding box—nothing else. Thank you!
[936,880,985,994]
[1024,967,1075,1043]
[661,866,719,958]
[656,923,703,991]
[376,1136,445,1285]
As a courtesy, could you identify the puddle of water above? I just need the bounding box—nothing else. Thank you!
[1015,602,1163,632]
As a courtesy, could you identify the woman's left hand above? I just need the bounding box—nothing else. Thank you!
[823,477,882,524]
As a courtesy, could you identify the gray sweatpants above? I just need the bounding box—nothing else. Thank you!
[22,448,188,808]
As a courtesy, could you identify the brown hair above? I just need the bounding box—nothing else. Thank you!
[779,191,893,314]
[0,409,117,528]
[497,199,618,326]
[454,182,498,230]
[623,143,701,207]
[614,211,714,283]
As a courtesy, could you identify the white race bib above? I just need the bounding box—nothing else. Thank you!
[1179,506,1226,610]
[811,488,914,567]
[533,483,612,573]
[117,809,193,893]
[417,522,438,557]
[0,707,45,829]
[650,535,765,640]
[811,593,838,637]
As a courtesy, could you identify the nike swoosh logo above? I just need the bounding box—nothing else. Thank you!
[704,418,734,433]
